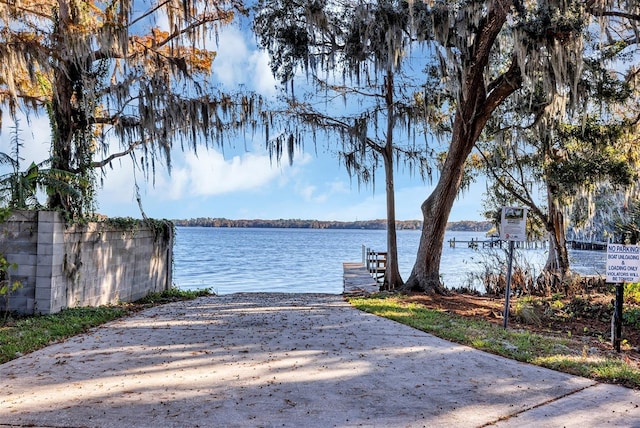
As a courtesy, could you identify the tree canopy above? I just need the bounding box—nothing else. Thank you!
[1,0,257,217]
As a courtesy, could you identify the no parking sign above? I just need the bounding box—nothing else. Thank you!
[606,243,638,352]
[606,244,640,283]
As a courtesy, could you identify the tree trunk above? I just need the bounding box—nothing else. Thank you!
[49,0,75,213]
[544,204,570,274]
[48,0,91,217]
[382,144,403,290]
[402,59,501,293]
[49,76,76,212]
[402,127,473,293]
[536,189,572,295]
[381,70,403,290]
[401,1,516,293]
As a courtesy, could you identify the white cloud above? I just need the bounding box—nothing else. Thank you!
[211,26,277,96]
[299,185,317,201]
[212,27,250,88]
[249,50,278,96]
[95,138,316,217]
[184,151,280,196]
[152,147,310,200]
[96,156,143,205]
[164,166,190,200]
[296,178,350,204]
[328,179,349,194]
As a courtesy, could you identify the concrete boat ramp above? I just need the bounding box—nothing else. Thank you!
[0,265,638,427]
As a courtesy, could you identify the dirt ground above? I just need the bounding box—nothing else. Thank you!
[402,291,640,370]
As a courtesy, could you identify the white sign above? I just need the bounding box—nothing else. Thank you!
[606,244,640,283]
[500,207,527,241]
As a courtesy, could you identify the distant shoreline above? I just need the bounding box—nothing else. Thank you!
[173,218,492,232]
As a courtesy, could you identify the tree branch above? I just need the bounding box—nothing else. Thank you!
[90,140,146,169]
[476,146,546,222]
[129,0,173,27]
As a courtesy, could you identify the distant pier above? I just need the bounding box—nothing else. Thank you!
[567,240,607,251]
[448,237,606,251]
[448,237,547,249]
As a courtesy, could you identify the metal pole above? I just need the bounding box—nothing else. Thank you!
[613,283,624,352]
[503,240,515,329]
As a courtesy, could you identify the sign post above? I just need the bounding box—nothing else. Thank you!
[502,240,515,329]
[606,243,639,352]
[614,284,624,352]
[500,207,527,329]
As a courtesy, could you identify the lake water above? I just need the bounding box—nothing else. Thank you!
[173,227,607,294]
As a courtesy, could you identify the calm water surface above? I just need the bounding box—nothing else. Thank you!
[173,227,606,294]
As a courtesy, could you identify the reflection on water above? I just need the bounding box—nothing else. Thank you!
[173,227,606,295]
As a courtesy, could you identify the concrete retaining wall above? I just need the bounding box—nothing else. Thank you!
[0,211,173,314]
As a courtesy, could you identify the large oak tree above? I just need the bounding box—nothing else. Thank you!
[1,0,252,217]
[401,0,640,293]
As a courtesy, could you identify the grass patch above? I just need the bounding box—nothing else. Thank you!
[348,293,640,389]
[0,306,126,364]
[0,288,213,365]
[534,355,640,387]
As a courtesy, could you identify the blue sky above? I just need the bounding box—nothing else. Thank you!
[0,24,488,222]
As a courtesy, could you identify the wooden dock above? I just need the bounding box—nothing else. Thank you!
[343,262,380,295]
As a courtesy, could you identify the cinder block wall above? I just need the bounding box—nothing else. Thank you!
[0,210,38,313]
[0,211,173,315]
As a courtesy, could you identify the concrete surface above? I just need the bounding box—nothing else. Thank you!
[1,293,639,428]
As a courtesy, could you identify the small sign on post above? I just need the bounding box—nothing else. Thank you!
[500,207,527,329]
[500,207,527,241]
[606,243,639,352]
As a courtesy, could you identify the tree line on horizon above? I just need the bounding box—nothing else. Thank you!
[173,218,493,231]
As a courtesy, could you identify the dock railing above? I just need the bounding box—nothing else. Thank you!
[362,245,387,284]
